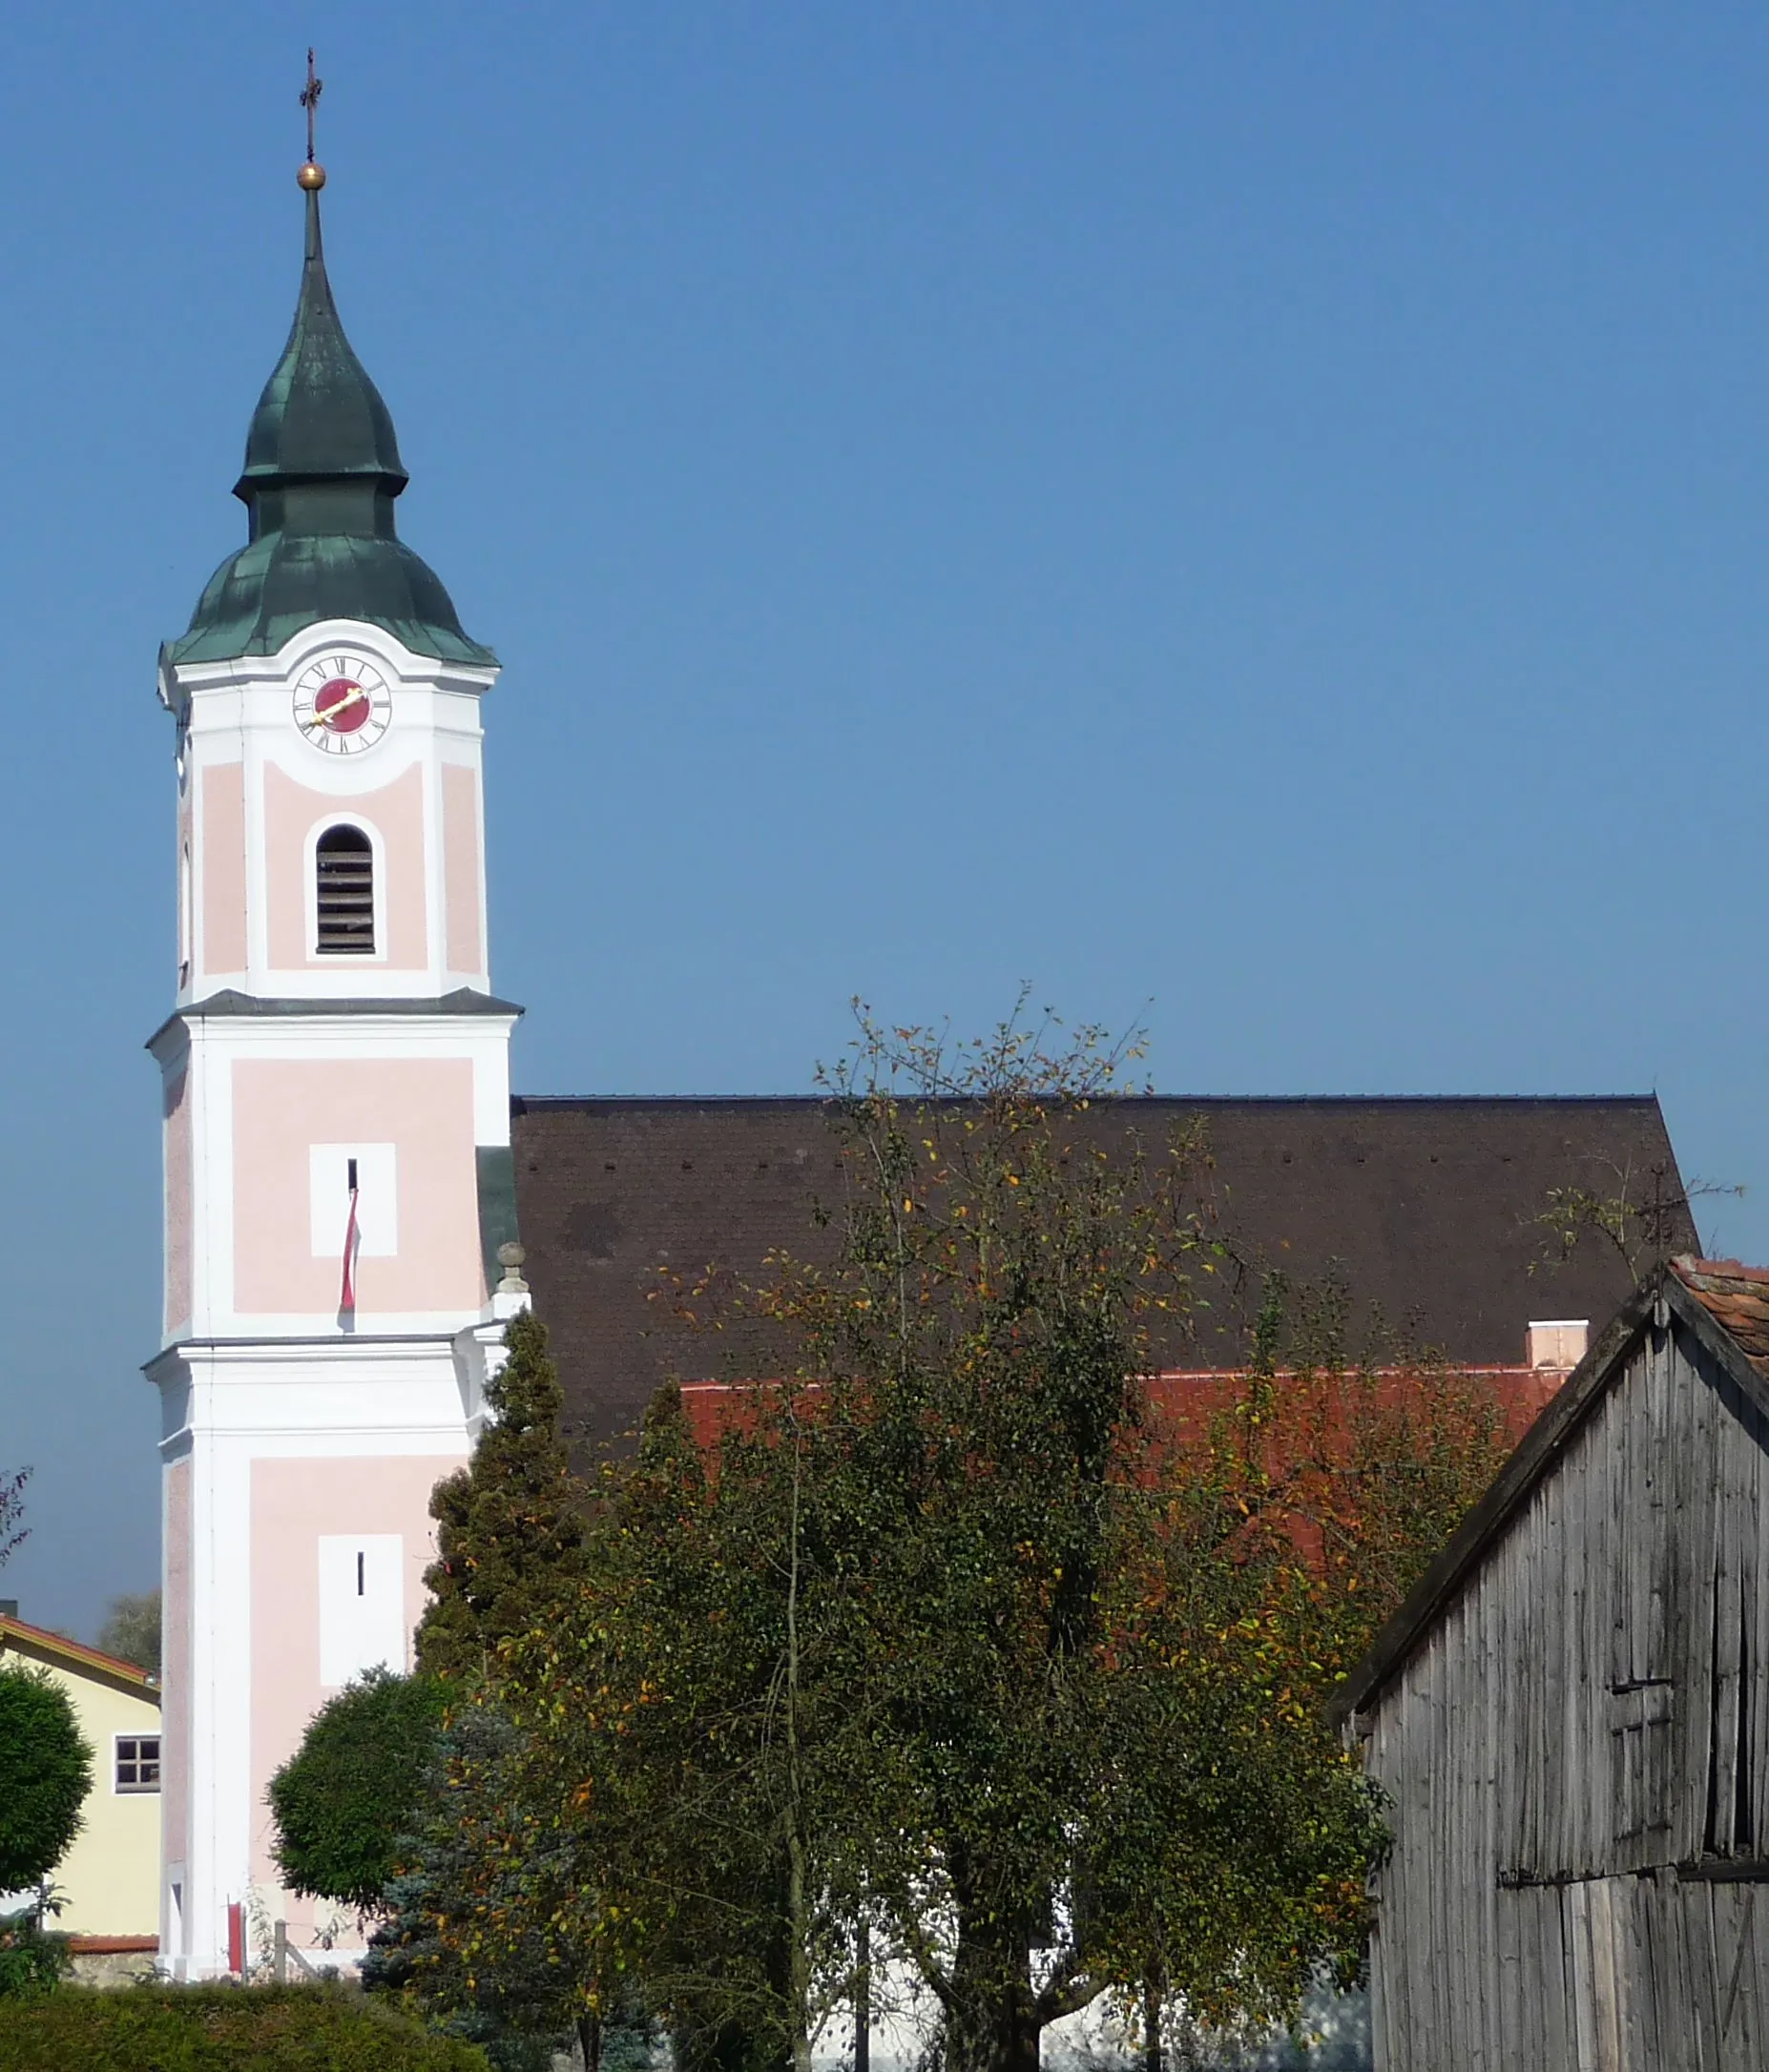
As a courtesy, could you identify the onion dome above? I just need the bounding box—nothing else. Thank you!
[168,174,495,667]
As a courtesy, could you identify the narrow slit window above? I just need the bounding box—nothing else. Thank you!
[315,825,374,954]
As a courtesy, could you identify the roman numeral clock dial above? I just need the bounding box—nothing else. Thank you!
[292,654,392,754]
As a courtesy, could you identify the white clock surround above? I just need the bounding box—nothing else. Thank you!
[291,649,394,756]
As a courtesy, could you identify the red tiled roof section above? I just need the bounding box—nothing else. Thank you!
[0,1614,158,1689]
[1672,1255,1769,1376]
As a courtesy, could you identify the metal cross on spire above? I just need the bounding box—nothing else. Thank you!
[300,49,323,165]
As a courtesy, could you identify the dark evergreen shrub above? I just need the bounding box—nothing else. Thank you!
[418,1310,586,1685]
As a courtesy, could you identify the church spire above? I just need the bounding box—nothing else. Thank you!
[235,178,408,501]
[168,114,494,669]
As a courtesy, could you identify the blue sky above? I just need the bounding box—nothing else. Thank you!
[8,3,1769,1636]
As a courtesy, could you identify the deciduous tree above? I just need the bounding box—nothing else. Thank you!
[268,1668,447,1914]
[0,1467,28,1570]
[95,1591,160,1676]
[0,1666,92,1894]
[423,1005,1509,2072]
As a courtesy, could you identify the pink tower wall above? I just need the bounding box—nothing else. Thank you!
[231,1058,481,1316]
[263,762,428,970]
[442,763,482,974]
[201,764,247,974]
[247,1455,463,1901]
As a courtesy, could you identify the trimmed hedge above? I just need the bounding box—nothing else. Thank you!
[0,1984,489,2070]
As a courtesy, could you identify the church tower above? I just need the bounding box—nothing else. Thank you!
[148,154,523,1977]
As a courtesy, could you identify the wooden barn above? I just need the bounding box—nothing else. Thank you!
[1334,1255,1769,2071]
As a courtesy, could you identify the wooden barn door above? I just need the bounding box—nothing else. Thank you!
[1560,1878,1631,2071]
[1556,1870,1769,2069]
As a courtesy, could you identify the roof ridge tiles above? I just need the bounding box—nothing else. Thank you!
[510,1091,1662,1109]
[1673,1254,1769,1288]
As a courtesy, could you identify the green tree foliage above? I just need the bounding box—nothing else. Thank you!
[383,1315,647,2069]
[1531,1159,1742,1288]
[364,1706,644,2072]
[0,1907,69,1999]
[448,1007,1488,2072]
[268,1668,447,1914]
[94,1591,159,1676]
[0,1666,92,1893]
[417,1312,586,1688]
[479,1380,879,2072]
[0,1985,490,2071]
[399,1006,1507,2072]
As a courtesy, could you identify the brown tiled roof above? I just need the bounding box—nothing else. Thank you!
[511,1094,1696,1454]
[1670,1255,1769,1376]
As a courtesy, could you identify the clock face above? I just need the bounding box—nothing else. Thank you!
[292,654,392,755]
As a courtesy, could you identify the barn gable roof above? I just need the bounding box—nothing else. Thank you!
[1667,1256,1769,1376]
[1330,1255,1769,1730]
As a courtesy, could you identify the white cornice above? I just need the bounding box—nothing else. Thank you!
[162,619,500,704]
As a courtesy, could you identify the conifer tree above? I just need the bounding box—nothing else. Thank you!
[416,1310,586,1685]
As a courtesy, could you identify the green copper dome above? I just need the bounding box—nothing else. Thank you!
[169,185,495,668]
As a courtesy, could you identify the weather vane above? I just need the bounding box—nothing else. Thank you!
[299,49,326,190]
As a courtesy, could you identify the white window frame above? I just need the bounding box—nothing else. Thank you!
[317,1534,407,1689]
[309,1143,400,1260]
[114,1730,161,1794]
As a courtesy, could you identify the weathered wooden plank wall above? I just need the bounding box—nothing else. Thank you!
[1359,1307,1769,2070]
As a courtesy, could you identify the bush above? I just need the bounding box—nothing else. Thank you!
[0,1665,93,1889]
[0,1984,490,2070]
[0,1905,68,1999]
[269,1668,447,1912]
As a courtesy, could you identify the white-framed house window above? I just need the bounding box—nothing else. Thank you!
[115,1732,161,1793]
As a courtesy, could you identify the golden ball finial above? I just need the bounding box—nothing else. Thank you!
[298,160,326,192]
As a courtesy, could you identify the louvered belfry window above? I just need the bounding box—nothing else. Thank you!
[315,825,375,954]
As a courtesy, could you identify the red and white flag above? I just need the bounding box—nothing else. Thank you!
[340,1163,361,1314]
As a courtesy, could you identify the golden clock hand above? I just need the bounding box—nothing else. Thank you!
[306,683,368,731]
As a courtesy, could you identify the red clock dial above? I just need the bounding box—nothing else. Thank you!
[313,677,371,733]
[292,653,392,754]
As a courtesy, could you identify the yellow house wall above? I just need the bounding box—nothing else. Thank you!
[2,1647,160,1937]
